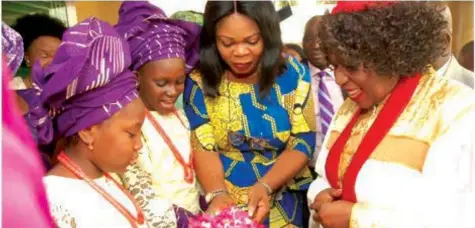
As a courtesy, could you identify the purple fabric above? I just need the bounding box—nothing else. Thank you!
[172,196,207,227]
[199,195,208,211]
[2,22,24,74]
[317,71,335,137]
[24,17,139,145]
[115,1,201,73]
[173,205,193,228]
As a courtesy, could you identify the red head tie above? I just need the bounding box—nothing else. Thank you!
[331,1,397,15]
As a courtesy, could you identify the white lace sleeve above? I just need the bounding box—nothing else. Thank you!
[50,204,77,228]
[121,161,177,228]
[146,199,178,228]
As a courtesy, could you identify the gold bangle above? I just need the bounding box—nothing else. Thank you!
[205,189,228,204]
[258,181,273,195]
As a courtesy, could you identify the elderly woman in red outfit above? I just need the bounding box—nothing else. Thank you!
[307,1,475,228]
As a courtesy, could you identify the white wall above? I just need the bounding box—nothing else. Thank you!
[149,0,334,44]
[278,3,335,44]
[149,0,206,16]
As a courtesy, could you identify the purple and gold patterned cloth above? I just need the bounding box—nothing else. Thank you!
[115,1,201,73]
[25,17,139,144]
[2,22,24,74]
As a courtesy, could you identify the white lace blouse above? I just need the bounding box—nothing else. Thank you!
[44,176,177,228]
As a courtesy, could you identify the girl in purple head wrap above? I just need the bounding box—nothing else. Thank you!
[114,2,202,227]
[24,17,178,227]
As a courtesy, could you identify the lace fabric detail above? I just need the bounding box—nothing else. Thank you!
[122,161,177,228]
[50,204,77,228]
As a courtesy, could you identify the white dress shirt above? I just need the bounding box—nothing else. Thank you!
[436,55,451,77]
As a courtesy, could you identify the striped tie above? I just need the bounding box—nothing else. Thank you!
[318,71,334,137]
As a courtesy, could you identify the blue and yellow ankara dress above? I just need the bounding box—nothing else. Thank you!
[184,56,316,227]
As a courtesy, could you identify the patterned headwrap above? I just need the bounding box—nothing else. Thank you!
[170,11,203,26]
[331,1,397,14]
[115,1,201,73]
[2,22,24,74]
[24,17,139,145]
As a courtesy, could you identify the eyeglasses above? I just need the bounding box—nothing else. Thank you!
[228,131,268,151]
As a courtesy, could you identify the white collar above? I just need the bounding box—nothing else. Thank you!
[308,63,333,78]
[436,55,452,77]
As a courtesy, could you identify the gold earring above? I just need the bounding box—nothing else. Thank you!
[88,143,94,151]
[25,59,30,67]
[133,71,140,89]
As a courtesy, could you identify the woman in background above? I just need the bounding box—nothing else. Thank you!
[308,2,475,227]
[24,17,176,227]
[115,2,201,227]
[2,22,54,228]
[13,14,67,170]
[11,13,66,89]
[184,1,316,226]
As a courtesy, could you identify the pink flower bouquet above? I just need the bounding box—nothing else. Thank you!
[189,207,265,228]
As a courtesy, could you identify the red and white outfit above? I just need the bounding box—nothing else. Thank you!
[307,70,475,228]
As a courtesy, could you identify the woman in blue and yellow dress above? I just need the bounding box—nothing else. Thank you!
[183,1,316,227]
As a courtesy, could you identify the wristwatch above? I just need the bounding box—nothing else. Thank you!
[205,189,228,204]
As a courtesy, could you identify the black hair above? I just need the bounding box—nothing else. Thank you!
[460,40,474,57]
[285,43,306,62]
[12,14,66,55]
[199,1,286,97]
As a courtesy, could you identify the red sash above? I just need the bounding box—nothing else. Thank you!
[325,74,422,202]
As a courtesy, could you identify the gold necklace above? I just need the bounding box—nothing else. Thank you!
[338,103,382,185]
